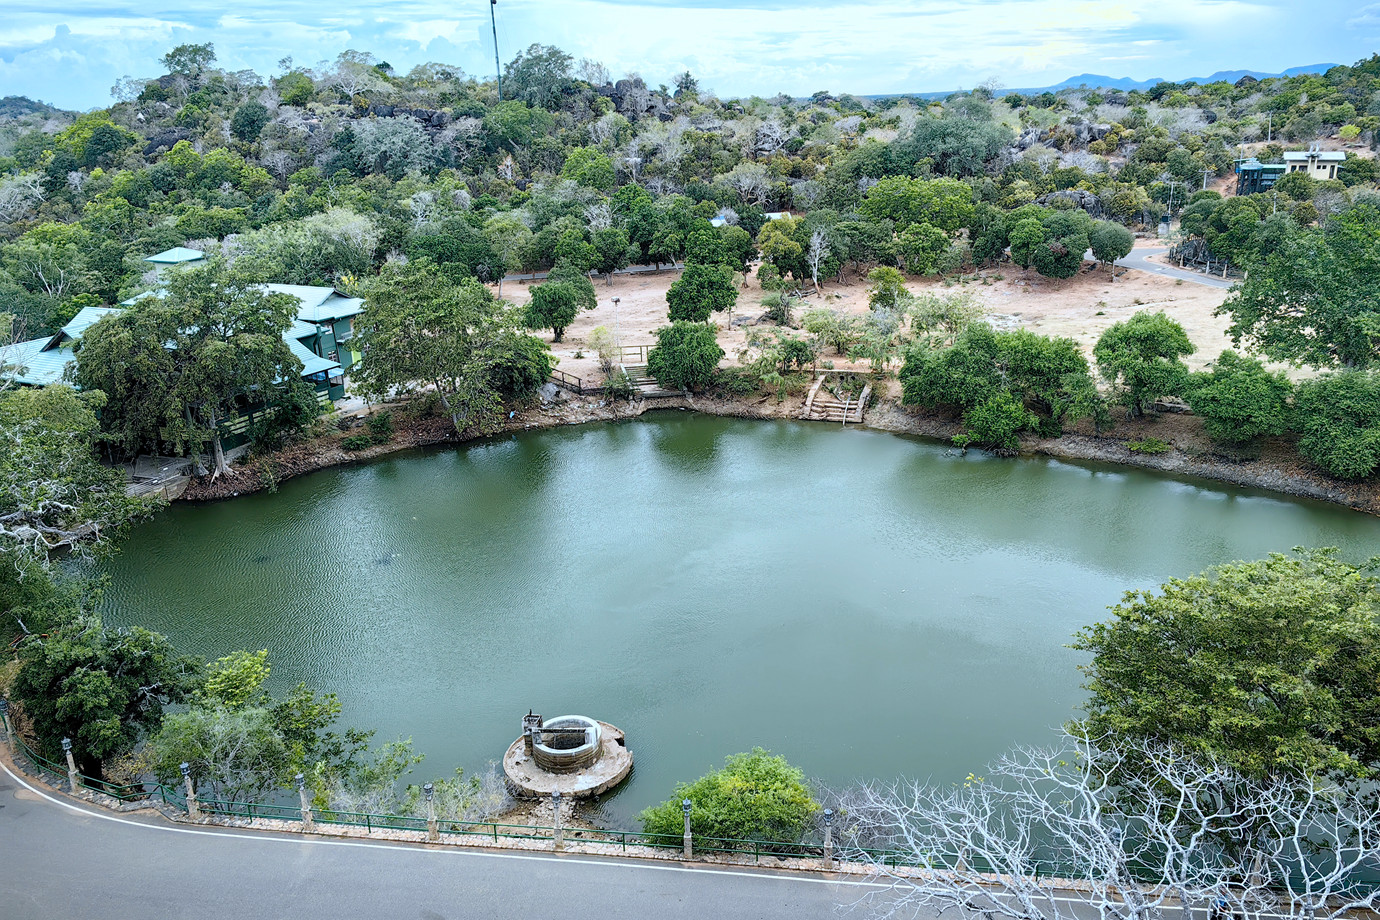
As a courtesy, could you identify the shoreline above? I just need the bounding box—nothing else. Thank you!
[179,393,1380,516]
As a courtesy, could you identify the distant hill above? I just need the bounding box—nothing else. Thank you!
[0,95,72,120]
[873,63,1341,101]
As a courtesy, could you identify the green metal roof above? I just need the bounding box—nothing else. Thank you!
[5,337,75,386]
[286,337,342,377]
[144,247,207,265]
[263,284,365,322]
[59,306,122,342]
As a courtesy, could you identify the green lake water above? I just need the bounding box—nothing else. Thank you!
[98,412,1380,822]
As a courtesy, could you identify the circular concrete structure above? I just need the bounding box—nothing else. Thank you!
[503,718,633,799]
[531,715,602,774]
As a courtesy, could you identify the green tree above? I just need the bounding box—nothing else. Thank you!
[160,42,216,76]
[1072,549,1380,780]
[666,261,736,323]
[897,222,949,276]
[1219,204,1380,368]
[1094,311,1195,416]
[73,257,306,475]
[1292,370,1380,479]
[352,260,535,435]
[560,147,616,191]
[647,322,724,392]
[230,100,271,143]
[524,273,586,342]
[866,266,908,310]
[502,44,574,110]
[592,227,633,285]
[11,616,200,776]
[0,386,149,568]
[1088,221,1134,280]
[1186,351,1292,447]
[1008,218,1045,270]
[962,392,1037,452]
[639,749,820,844]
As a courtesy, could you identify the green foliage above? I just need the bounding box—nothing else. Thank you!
[639,749,820,844]
[1221,203,1380,369]
[1127,437,1170,454]
[1008,218,1045,269]
[896,222,949,275]
[560,147,616,191]
[73,255,304,472]
[230,101,271,143]
[12,615,199,775]
[1187,351,1292,446]
[647,321,724,392]
[802,308,862,355]
[1073,549,1380,780]
[353,259,531,435]
[963,392,1036,452]
[1293,370,1380,479]
[525,277,582,342]
[666,261,736,323]
[906,292,984,346]
[341,433,375,451]
[0,385,150,568]
[1094,311,1195,416]
[1088,221,1134,273]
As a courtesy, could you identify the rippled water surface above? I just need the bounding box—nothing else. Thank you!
[100,413,1380,820]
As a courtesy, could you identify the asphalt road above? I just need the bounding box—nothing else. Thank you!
[1116,247,1237,289]
[0,761,908,920]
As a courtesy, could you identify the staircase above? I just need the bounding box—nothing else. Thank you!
[621,364,682,399]
[801,376,870,424]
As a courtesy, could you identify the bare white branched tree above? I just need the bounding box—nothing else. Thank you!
[807,230,830,295]
[0,173,45,222]
[835,731,1380,920]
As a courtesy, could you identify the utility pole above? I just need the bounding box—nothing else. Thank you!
[1266,112,1272,143]
[490,0,502,101]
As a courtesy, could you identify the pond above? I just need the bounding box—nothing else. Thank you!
[99,413,1380,823]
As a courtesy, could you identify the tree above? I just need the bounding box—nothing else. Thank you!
[1292,370,1380,479]
[1089,221,1134,280]
[802,308,863,355]
[592,227,633,285]
[1008,218,1045,269]
[666,261,736,323]
[0,386,149,568]
[1093,311,1194,416]
[353,260,539,435]
[640,749,819,845]
[646,322,724,392]
[1219,204,1380,369]
[896,222,949,276]
[805,230,830,294]
[866,267,908,311]
[560,147,616,191]
[1072,549,1380,780]
[74,257,306,476]
[524,276,584,342]
[503,44,575,110]
[840,730,1380,920]
[230,100,271,143]
[160,42,216,77]
[1186,351,1292,447]
[11,615,199,776]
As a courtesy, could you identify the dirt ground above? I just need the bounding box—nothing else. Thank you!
[492,240,1241,384]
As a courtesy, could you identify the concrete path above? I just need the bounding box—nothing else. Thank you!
[1115,247,1237,290]
[0,760,901,920]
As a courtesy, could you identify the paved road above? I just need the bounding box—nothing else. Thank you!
[1116,247,1237,289]
[0,761,903,920]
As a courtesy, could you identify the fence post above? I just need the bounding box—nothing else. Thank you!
[552,790,563,852]
[824,808,835,867]
[425,782,438,842]
[682,798,693,858]
[181,762,200,819]
[61,737,80,793]
[297,773,313,831]
[0,699,11,754]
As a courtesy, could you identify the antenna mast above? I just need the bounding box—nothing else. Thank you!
[490,0,502,101]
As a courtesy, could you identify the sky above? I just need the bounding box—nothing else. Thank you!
[3,0,1379,111]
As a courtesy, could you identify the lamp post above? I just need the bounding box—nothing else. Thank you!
[61,737,79,793]
[611,296,621,348]
[490,0,502,102]
[823,808,835,866]
[682,798,693,858]
[424,782,437,841]
[180,761,200,818]
[297,773,314,831]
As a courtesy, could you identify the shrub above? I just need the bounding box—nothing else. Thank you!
[647,322,724,392]
[341,434,375,451]
[962,392,1036,452]
[1128,437,1170,454]
[639,749,819,844]
[1186,351,1291,446]
[1293,370,1380,480]
[365,411,394,442]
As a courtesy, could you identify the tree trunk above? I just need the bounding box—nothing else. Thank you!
[206,406,231,479]
[606,272,614,286]
[184,406,210,477]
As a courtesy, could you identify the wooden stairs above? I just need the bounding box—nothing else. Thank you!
[801,376,870,424]
[621,364,682,399]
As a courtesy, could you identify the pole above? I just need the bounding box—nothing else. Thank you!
[297,774,314,831]
[552,790,563,851]
[61,737,80,794]
[424,782,438,842]
[0,699,10,754]
[682,799,693,858]
[181,762,200,819]
[489,0,502,101]
[824,808,835,867]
